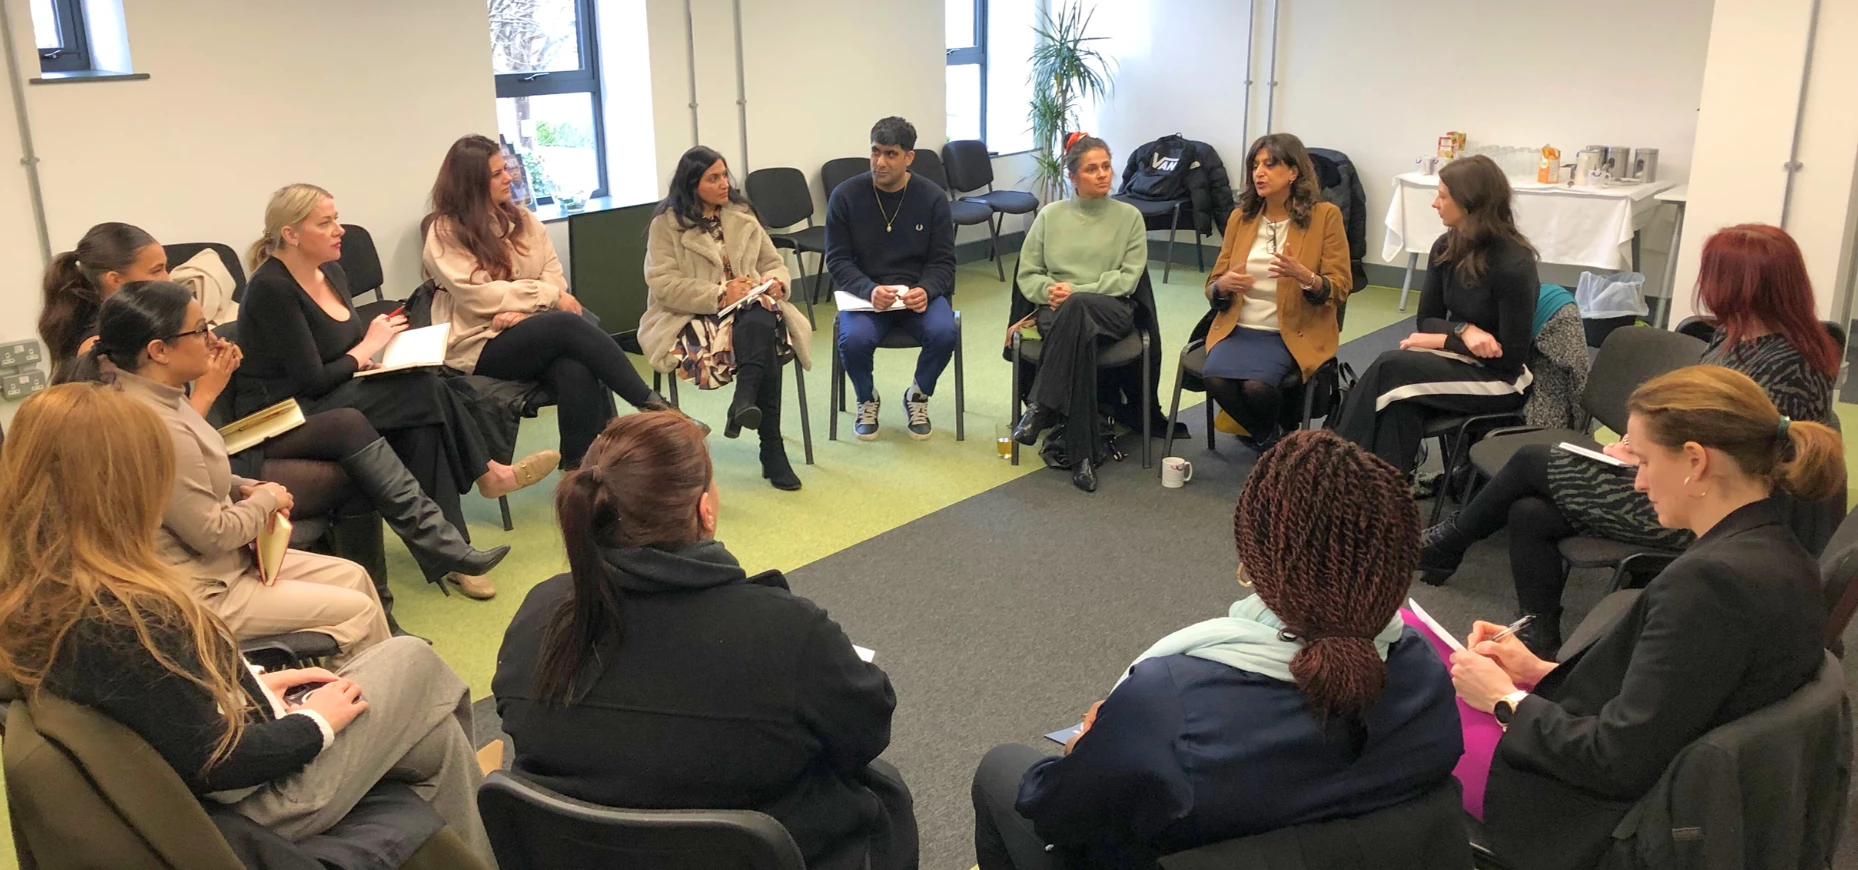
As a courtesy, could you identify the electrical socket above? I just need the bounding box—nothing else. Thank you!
[1,370,46,401]
[0,339,42,368]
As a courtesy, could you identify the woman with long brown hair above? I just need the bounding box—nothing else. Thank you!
[493,412,916,870]
[0,384,492,863]
[972,429,1462,869]
[1199,133,1353,450]
[1451,365,1838,870]
[1331,154,1539,472]
[1418,224,1842,655]
[423,134,689,468]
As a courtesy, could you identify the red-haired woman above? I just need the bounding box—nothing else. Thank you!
[971,429,1463,870]
[423,135,693,468]
[1419,224,1841,655]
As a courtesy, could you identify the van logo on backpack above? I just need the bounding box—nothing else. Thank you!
[1153,156,1179,172]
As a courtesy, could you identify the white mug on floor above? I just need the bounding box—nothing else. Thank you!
[1162,457,1194,488]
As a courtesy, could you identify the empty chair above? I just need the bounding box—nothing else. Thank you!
[942,140,1038,281]
[821,157,869,201]
[911,149,998,277]
[478,771,806,870]
[340,223,391,306]
[745,167,828,318]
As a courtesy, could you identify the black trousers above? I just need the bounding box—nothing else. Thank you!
[973,744,1061,870]
[475,310,655,465]
[1452,443,1578,615]
[729,305,786,440]
[1331,349,1527,474]
[1031,294,1135,467]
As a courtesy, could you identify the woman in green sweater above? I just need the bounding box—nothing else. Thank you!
[1011,134,1150,492]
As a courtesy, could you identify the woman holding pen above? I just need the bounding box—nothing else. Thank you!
[1450,365,1839,870]
[641,146,811,491]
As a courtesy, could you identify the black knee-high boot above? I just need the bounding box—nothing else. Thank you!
[757,363,800,491]
[341,439,510,588]
[726,357,767,438]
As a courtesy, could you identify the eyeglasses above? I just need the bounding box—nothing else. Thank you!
[172,320,217,341]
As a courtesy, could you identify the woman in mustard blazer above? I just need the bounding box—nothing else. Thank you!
[1202,133,1352,450]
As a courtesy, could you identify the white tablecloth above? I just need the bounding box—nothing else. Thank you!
[1381,172,1675,271]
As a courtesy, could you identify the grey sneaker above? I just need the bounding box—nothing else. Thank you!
[854,391,881,441]
[904,385,932,440]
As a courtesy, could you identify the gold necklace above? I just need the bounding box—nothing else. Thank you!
[875,184,904,232]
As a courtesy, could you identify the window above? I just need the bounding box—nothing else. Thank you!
[490,0,607,200]
[946,0,1040,155]
[31,0,92,73]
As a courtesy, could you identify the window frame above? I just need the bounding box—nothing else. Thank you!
[492,0,610,200]
[36,0,93,74]
[945,0,988,152]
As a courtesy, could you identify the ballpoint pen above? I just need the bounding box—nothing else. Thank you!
[1489,614,1534,645]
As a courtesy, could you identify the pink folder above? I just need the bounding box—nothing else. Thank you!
[1400,607,1504,820]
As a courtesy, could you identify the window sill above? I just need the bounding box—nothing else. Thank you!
[535,195,651,225]
[989,149,1036,159]
[30,69,148,85]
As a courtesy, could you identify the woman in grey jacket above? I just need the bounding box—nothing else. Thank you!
[642,146,813,490]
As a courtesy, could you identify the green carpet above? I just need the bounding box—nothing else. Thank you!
[0,266,1409,867]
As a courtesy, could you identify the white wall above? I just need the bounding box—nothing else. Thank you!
[0,0,497,423]
[11,0,497,293]
[1093,0,1714,289]
[1671,0,1858,323]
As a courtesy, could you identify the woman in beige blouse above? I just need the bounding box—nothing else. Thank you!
[84,282,388,661]
[422,134,692,467]
[642,146,812,490]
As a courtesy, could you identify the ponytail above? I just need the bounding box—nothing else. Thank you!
[1775,419,1844,502]
[38,223,159,365]
[1629,365,1848,502]
[1234,429,1417,725]
[246,235,274,270]
[535,466,626,706]
[533,412,712,707]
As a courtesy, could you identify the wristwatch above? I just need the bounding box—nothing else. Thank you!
[1493,690,1530,730]
[1451,322,1470,337]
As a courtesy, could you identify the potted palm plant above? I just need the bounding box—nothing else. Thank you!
[1028,3,1115,204]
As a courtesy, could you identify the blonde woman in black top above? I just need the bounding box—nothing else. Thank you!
[1331,155,1538,473]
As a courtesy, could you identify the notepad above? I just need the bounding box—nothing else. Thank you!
[352,324,452,377]
[1557,441,1631,468]
[719,280,776,316]
[833,289,909,313]
[255,513,292,586]
[1044,724,1083,745]
[1405,598,1464,652]
[217,399,306,455]
[853,645,876,663]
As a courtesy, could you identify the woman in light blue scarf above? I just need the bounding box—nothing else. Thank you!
[971,429,1464,870]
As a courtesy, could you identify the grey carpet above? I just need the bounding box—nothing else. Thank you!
[471,314,1858,869]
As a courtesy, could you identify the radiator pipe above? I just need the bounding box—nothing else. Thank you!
[0,0,51,264]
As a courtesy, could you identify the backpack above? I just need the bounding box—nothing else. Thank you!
[1121,134,1199,201]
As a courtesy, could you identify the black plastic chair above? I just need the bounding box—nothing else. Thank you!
[340,224,389,304]
[745,168,827,321]
[238,631,339,672]
[163,242,248,302]
[828,308,965,442]
[943,140,1038,282]
[1005,274,1157,469]
[1816,503,1858,656]
[478,770,806,870]
[912,150,998,278]
[821,157,869,202]
[658,353,815,464]
[1161,778,1471,870]
[1111,195,1205,285]
[1163,309,1345,465]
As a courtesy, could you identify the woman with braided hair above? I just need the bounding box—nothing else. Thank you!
[1451,365,1838,870]
[972,429,1463,870]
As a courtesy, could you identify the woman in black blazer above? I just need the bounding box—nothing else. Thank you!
[493,412,917,870]
[1450,365,1840,870]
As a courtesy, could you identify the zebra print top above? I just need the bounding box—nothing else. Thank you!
[1542,328,1837,549]
[1703,331,1835,424]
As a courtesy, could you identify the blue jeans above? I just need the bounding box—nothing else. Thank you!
[836,295,958,403]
